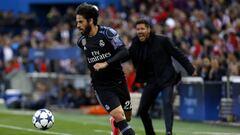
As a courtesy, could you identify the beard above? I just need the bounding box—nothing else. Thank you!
[82,23,91,36]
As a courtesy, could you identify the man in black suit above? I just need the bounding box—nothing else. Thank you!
[129,19,196,135]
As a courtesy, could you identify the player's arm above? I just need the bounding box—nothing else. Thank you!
[93,46,128,71]
[94,28,128,71]
[106,46,129,64]
[105,27,129,64]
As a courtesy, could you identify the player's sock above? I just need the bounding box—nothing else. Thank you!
[116,120,135,135]
[109,117,119,135]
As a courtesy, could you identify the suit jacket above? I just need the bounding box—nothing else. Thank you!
[129,33,194,88]
[0,46,3,62]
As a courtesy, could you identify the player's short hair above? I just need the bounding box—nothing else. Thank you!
[135,19,151,28]
[76,3,99,25]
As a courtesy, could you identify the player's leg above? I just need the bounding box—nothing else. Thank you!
[113,80,134,135]
[138,80,160,135]
[109,116,119,135]
[94,89,120,135]
[117,79,133,123]
[162,85,174,135]
[95,88,135,135]
[109,110,132,135]
[124,110,132,122]
[110,106,135,135]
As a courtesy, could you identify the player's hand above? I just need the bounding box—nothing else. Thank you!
[93,62,109,71]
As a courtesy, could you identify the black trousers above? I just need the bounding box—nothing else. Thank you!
[138,79,174,135]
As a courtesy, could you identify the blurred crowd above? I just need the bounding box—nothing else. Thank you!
[111,0,240,81]
[1,0,240,108]
[4,75,98,110]
[1,0,240,79]
[22,75,98,109]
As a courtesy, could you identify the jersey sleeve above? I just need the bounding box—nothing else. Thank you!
[104,27,125,49]
[76,35,85,49]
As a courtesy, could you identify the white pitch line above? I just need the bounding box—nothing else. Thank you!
[193,132,240,135]
[0,124,71,135]
[0,109,34,116]
[94,129,111,134]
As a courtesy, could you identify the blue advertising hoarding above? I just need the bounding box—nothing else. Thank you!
[232,83,240,121]
[178,77,222,121]
[28,47,81,60]
[204,82,222,120]
[179,82,205,120]
[222,76,240,121]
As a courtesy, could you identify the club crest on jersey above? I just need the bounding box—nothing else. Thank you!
[99,40,105,47]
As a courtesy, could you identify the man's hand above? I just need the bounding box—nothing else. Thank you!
[192,70,198,76]
[93,62,109,71]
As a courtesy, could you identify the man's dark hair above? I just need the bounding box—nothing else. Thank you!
[76,3,99,25]
[135,19,151,28]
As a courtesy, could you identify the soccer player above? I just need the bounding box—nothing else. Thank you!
[129,19,196,135]
[75,3,135,135]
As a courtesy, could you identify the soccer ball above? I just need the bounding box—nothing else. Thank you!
[32,109,54,130]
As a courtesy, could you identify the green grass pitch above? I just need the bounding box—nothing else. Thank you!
[0,106,239,135]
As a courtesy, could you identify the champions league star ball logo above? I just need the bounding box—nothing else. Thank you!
[32,109,54,130]
[99,40,105,47]
[82,38,87,50]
